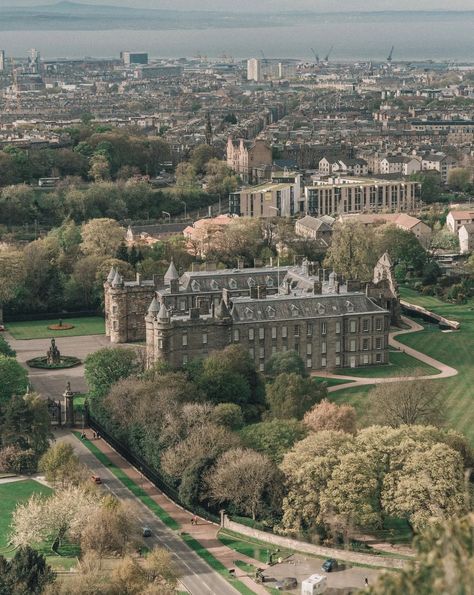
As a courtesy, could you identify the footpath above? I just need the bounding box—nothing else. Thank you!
[84,431,269,595]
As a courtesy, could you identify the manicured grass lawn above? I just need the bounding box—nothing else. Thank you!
[338,350,439,379]
[6,316,105,340]
[74,433,180,531]
[396,288,474,443]
[331,288,474,444]
[0,480,52,551]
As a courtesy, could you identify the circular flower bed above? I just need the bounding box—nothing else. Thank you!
[47,323,75,331]
[26,356,82,369]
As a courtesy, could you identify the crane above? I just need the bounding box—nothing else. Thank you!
[310,48,320,64]
[260,49,267,65]
[387,45,395,63]
[324,45,334,62]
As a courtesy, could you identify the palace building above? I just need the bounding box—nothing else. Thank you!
[105,255,399,374]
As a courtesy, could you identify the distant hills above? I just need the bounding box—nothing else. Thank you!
[0,2,473,31]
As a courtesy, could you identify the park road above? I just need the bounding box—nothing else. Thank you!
[59,432,240,595]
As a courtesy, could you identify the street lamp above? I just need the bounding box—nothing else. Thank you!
[181,201,187,220]
[162,211,171,223]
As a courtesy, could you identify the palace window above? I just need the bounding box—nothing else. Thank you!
[321,321,327,335]
[182,333,188,347]
[376,337,383,350]
[307,344,312,355]
[336,340,341,353]
[375,318,382,331]
[350,339,356,352]
[202,332,208,345]
[249,328,255,341]
[335,321,341,334]
[349,320,357,333]
[363,339,369,351]
[321,341,327,354]
[233,329,239,342]
[271,327,277,340]
[307,323,313,337]
[282,326,288,338]
[259,327,265,340]
[363,319,369,332]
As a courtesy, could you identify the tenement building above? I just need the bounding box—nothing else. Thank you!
[140,255,398,373]
[305,177,420,216]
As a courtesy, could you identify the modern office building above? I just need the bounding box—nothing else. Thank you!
[305,177,420,217]
[229,174,303,218]
[121,52,149,66]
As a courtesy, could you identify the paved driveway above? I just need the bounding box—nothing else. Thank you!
[61,432,239,595]
[6,333,111,398]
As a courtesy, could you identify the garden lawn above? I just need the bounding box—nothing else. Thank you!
[218,530,292,565]
[0,480,52,551]
[313,376,355,387]
[338,350,439,378]
[6,317,105,340]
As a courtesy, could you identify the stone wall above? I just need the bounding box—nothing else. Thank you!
[221,516,407,570]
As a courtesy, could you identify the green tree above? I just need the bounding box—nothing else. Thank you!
[84,347,141,422]
[0,250,25,324]
[0,357,28,406]
[2,546,55,595]
[447,167,472,191]
[38,443,85,487]
[265,350,307,377]
[81,218,125,258]
[175,162,198,190]
[1,394,51,458]
[240,419,306,464]
[0,336,15,357]
[211,403,244,430]
[266,373,325,420]
[204,159,239,197]
[324,221,378,281]
[190,144,220,174]
[375,224,427,275]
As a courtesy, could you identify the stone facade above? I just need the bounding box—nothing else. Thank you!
[144,258,396,373]
[226,137,272,184]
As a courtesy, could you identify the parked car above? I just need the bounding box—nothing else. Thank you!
[274,577,298,590]
[142,527,152,537]
[322,559,338,572]
[91,475,102,484]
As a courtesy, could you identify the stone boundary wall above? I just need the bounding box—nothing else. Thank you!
[400,299,460,330]
[221,516,408,570]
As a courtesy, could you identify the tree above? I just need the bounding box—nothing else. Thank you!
[0,250,25,324]
[206,448,283,520]
[211,403,244,430]
[324,221,378,281]
[447,167,472,192]
[266,373,325,420]
[0,357,28,406]
[0,446,37,475]
[108,548,178,594]
[0,336,15,357]
[375,224,427,275]
[89,154,111,182]
[190,144,220,174]
[204,159,239,198]
[304,399,357,434]
[265,351,307,378]
[175,162,198,190]
[84,347,141,423]
[0,546,55,595]
[81,218,125,258]
[38,443,86,487]
[411,171,442,203]
[240,419,306,464]
[367,380,444,427]
[367,513,474,595]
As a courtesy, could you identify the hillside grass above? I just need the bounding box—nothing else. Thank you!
[6,317,105,340]
[330,287,474,443]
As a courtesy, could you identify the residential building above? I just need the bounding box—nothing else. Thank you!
[446,210,474,233]
[247,58,262,82]
[379,155,421,176]
[295,215,335,246]
[0,50,5,73]
[227,137,273,184]
[319,156,368,177]
[459,224,474,254]
[305,177,419,217]
[421,154,458,183]
[229,176,303,218]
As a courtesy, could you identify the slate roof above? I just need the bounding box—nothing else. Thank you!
[230,293,386,323]
[297,215,333,233]
[178,267,290,293]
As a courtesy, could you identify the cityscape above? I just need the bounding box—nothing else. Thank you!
[0,1,473,594]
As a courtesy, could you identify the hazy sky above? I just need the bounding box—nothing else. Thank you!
[1,0,474,10]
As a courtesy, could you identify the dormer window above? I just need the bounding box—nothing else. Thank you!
[290,304,299,317]
[266,276,274,287]
[346,301,354,313]
[245,307,254,320]
[247,277,256,288]
[266,306,276,318]
[191,280,201,292]
[229,278,237,290]
[210,280,220,290]
[317,303,325,315]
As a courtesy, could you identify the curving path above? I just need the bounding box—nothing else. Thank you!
[322,316,458,394]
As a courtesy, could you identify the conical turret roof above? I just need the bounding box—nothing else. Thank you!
[112,270,123,288]
[158,300,170,321]
[148,296,160,315]
[164,259,179,284]
[107,266,116,283]
[215,298,231,320]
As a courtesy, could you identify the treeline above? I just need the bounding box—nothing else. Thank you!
[0,180,217,230]
[0,128,171,187]
[85,346,473,540]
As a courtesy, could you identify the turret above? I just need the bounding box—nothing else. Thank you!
[164,259,179,286]
[106,266,116,284]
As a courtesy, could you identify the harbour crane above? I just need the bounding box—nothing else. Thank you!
[324,45,334,62]
[387,45,395,63]
[310,48,320,63]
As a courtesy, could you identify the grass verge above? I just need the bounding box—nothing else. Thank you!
[6,316,105,340]
[73,432,179,531]
[181,533,256,595]
[338,350,439,378]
